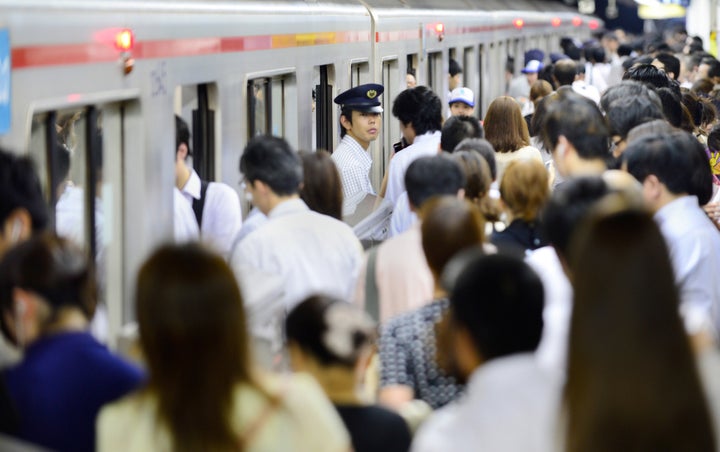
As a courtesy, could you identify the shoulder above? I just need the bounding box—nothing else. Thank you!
[207,181,240,201]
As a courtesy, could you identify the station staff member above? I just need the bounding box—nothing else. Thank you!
[332,83,384,215]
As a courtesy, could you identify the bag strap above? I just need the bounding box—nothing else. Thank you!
[192,180,210,229]
[365,247,380,322]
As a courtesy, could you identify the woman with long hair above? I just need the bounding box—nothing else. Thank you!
[97,243,350,451]
[299,150,343,220]
[564,203,715,452]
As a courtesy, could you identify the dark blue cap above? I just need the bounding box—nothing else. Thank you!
[334,83,384,113]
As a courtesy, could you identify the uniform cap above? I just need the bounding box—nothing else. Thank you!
[524,49,545,66]
[448,87,475,107]
[334,83,384,113]
[521,60,544,74]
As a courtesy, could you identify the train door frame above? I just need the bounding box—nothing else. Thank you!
[462,46,477,118]
[315,64,334,153]
[174,83,219,181]
[381,56,399,191]
[478,43,485,118]
[246,69,298,149]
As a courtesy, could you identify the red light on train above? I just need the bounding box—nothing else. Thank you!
[115,29,134,52]
[551,17,562,27]
[588,19,600,30]
[513,18,524,29]
[572,16,583,27]
[434,23,445,34]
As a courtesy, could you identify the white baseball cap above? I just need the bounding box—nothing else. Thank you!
[521,60,544,74]
[448,87,475,107]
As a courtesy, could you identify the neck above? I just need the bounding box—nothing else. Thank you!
[44,307,89,335]
[265,193,300,215]
[655,191,685,212]
[568,159,606,177]
[347,132,370,150]
[314,366,366,405]
[176,164,191,190]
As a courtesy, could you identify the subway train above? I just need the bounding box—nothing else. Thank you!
[0,0,599,344]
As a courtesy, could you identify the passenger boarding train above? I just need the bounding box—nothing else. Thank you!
[0,0,599,346]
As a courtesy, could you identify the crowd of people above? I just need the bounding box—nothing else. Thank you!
[3,24,720,452]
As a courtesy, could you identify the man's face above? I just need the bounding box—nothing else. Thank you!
[450,102,475,117]
[344,111,382,148]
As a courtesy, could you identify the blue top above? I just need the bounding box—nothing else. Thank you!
[3,332,144,452]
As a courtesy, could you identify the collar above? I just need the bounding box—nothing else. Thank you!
[654,195,698,226]
[466,353,540,391]
[341,135,372,164]
[268,198,310,220]
[181,169,202,200]
[412,130,442,146]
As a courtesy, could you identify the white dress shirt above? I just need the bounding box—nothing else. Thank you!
[412,354,561,452]
[332,134,375,215]
[384,131,441,205]
[180,169,242,258]
[655,195,720,335]
[173,187,199,243]
[388,192,418,237]
[230,198,363,342]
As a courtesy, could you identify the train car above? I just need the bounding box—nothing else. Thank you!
[0,0,599,345]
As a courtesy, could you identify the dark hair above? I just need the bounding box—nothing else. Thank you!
[703,58,720,79]
[441,116,483,152]
[483,96,530,153]
[607,96,664,140]
[692,78,715,96]
[339,106,353,139]
[654,52,680,80]
[136,243,254,452]
[553,59,577,86]
[600,81,657,113]
[175,115,190,155]
[541,176,609,258]
[564,207,715,452]
[0,233,95,345]
[586,45,606,64]
[682,90,717,131]
[709,122,720,151]
[454,138,497,181]
[542,92,609,160]
[392,86,443,136]
[655,87,684,128]
[299,151,342,220]
[405,155,465,209]
[626,119,676,145]
[623,132,711,202]
[240,135,303,196]
[449,59,462,76]
[420,197,485,278]
[0,149,49,234]
[623,63,674,91]
[286,295,374,368]
[451,253,544,361]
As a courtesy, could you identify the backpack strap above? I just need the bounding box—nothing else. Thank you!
[365,247,380,322]
[192,180,210,229]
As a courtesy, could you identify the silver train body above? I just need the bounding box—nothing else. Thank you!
[0,0,597,343]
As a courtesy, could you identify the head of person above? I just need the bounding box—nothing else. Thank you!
[691,77,715,96]
[655,87,684,128]
[564,205,715,452]
[698,57,720,82]
[454,138,498,181]
[542,91,609,177]
[299,150,342,220]
[500,159,549,223]
[553,59,578,87]
[405,155,466,211]
[0,233,95,348]
[392,86,443,144]
[420,196,485,282]
[600,80,658,113]
[286,295,375,384]
[451,151,491,204]
[483,96,530,153]
[334,83,384,148]
[136,243,251,452]
[607,96,665,157]
[440,115,483,152]
[652,52,681,80]
[406,69,417,88]
[448,59,463,91]
[175,114,190,160]
[623,63,674,91]
[682,90,717,134]
[529,80,553,106]
[448,87,476,117]
[623,131,713,210]
[240,135,303,214]
[626,119,676,145]
[448,252,543,379]
[0,149,49,257]
[521,60,543,85]
[585,45,606,65]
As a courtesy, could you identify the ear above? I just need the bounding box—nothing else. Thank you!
[4,209,32,244]
[642,174,663,201]
[176,143,189,162]
[340,114,352,132]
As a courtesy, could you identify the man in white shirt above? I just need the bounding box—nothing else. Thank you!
[230,135,363,352]
[623,131,720,335]
[332,83,384,215]
[413,253,560,452]
[175,116,242,258]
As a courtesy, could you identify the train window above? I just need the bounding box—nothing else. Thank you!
[248,78,270,138]
[462,46,476,114]
[175,84,217,180]
[350,62,370,88]
[381,58,399,182]
[270,77,285,137]
[315,65,334,152]
[247,75,296,145]
[406,54,418,87]
[427,52,443,96]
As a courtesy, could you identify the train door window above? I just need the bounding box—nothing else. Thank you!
[248,78,270,138]
[462,47,476,113]
[175,83,217,180]
[427,52,443,96]
[381,58,399,181]
[350,62,370,87]
[406,54,418,88]
[314,65,334,152]
[247,75,297,146]
[477,44,484,118]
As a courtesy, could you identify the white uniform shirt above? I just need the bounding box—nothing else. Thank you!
[388,192,418,237]
[412,354,561,452]
[173,187,199,242]
[180,169,242,258]
[332,134,374,215]
[230,198,363,340]
[655,195,720,335]
[385,131,441,205]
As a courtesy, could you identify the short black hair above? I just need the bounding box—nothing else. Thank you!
[623,64,674,91]
[339,106,353,138]
[542,91,609,161]
[449,59,463,76]
[175,115,190,155]
[239,135,303,196]
[392,86,443,136]
[441,116,483,152]
[654,52,680,80]
[541,176,609,258]
[450,252,544,361]
[405,155,465,209]
[0,149,49,232]
[607,96,664,140]
[600,81,658,113]
[454,138,497,181]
